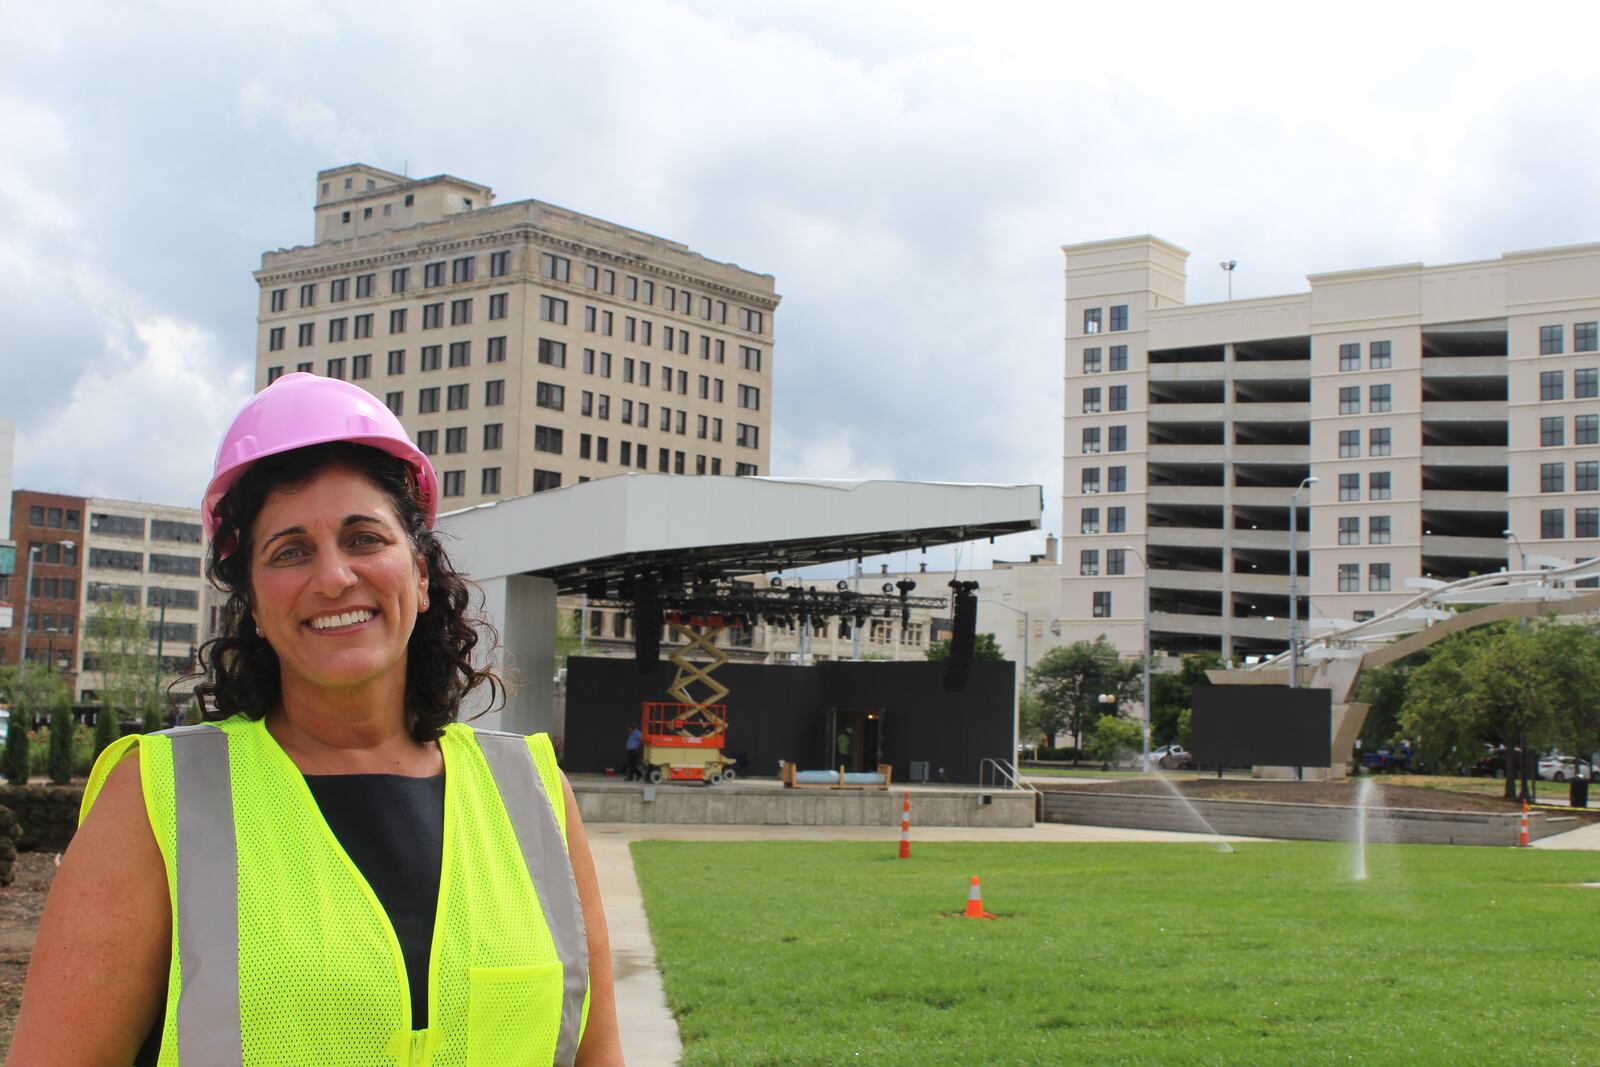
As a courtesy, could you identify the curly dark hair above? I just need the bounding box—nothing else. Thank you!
[187,442,502,741]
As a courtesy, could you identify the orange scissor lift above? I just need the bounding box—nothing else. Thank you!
[640,612,741,785]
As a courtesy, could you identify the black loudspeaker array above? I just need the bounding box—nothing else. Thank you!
[633,578,660,673]
[943,580,979,691]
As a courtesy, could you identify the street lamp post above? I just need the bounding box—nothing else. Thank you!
[978,598,1029,767]
[1288,477,1318,689]
[1123,545,1152,772]
[1502,529,1525,572]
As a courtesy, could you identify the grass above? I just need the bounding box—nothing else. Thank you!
[1018,765,1149,779]
[632,840,1600,1066]
[1379,773,1576,804]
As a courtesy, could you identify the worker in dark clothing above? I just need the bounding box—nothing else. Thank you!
[625,723,644,781]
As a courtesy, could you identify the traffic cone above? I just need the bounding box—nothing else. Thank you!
[1518,801,1530,847]
[963,875,996,919]
[898,792,912,860]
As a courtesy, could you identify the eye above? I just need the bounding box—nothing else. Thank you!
[349,531,385,548]
[269,544,307,564]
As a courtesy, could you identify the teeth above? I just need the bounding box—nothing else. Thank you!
[312,609,375,630]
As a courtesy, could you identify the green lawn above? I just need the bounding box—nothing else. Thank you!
[632,840,1600,1066]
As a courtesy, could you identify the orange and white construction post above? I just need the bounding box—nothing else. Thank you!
[1518,800,1530,847]
[898,792,912,859]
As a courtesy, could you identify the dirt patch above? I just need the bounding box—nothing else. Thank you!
[0,851,57,1052]
[1036,776,1593,816]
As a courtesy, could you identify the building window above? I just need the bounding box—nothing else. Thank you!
[328,318,347,343]
[738,384,761,410]
[1108,506,1126,533]
[267,365,284,384]
[1578,414,1598,445]
[490,251,510,278]
[387,349,405,375]
[354,314,373,339]
[1370,340,1392,369]
[1082,387,1101,413]
[1338,517,1359,545]
[1339,473,1359,501]
[1083,347,1102,374]
[1339,386,1360,414]
[1109,305,1128,332]
[1576,460,1598,492]
[1542,416,1565,447]
[1083,308,1102,334]
[1370,472,1391,500]
[1081,428,1101,454]
[422,303,443,329]
[1540,324,1564,355]
[297,361,312,373]
[1109,385,1128,412]
[1575,367,1598,399]
[1108,345,1128,372]
[416,430,438,455]
[1571,321,1598,353]
[270,288,287,312]
[448,341,470,368]
[533,469,562,493]
[1080,550,1099,577]
[738,307,763,333]
[299,283,316,308]
[1578,508,1599,539]
[391,267,410,293]
[483,423,503,450]
[1369,516,1391,544]
[1542,462,1565,493]
[1080,507,1100,534]
[1541,370,1564,401]
[421,345,442,372]
[1369,427,1392,456]
[488,293,508,320]
[481,467,501,495]
[297,323,315,347]
[418,388,439,414]
[444,427,466,454]
[1109,426,1128,452]
[484,379,504,407]
[268,327,285,352]
[537,382,565,411]
[1369,563,1391,592]
[1369,384,1391,413]
[385,391,403,416]
[424,262,445,288]
[1339,430,1359,458]
[1082,468,1101,494]
[452,256,476,284]
[446,384,468,411]
[1541,508,1565,539]
[330,278,349,303]
[442,470,465,498]
[326,357,346,380]
[538,338,567,368]
[1092,591,1111,618]
[539,253,570,282]
[356,273,375,299]
[450,299,472,326]
[1108,466,1127,493]
[390,308,407,334]
[534,425,564,454]
[1338,564,1359,592]
[540,296,568,324]
[1107,548,1126,576]
[1339,343,1360,372]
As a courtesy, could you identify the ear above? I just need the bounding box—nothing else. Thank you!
[417,554,431,610]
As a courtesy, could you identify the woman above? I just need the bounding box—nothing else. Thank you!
[8,374,624,1066]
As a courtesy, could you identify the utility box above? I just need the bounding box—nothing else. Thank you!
[908,760,930,784]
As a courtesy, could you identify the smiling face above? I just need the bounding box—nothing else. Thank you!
[248,464,428,700]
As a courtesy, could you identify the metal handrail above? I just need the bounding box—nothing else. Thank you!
[979,757,1040,795]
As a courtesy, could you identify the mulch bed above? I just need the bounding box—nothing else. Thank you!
[1036,775,1591,816]
[0,851,58,1052]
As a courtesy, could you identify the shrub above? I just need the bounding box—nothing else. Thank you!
[0,784,86,851]
[93,704,119,760]
[3,711,30,785]
[48,695,74,784]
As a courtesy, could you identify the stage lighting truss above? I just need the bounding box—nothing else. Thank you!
[593,577,955,630]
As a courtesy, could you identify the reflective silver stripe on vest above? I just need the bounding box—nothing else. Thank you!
[166,724,244,1067]
[475,732,590,1067]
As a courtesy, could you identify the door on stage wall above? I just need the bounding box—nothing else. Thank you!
[824,708,885,773]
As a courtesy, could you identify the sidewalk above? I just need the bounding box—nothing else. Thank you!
[583,820,1257,1067]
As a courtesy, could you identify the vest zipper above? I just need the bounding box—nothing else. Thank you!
[408,1028,428,1066]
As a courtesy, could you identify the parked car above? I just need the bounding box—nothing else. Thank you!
[1538,755,1597,782]
[1470,747,1525,778]
[1151,744,1193,770]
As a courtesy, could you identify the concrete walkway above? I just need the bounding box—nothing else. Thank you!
[583,820,1257,1066]
[1532,819,1600,850]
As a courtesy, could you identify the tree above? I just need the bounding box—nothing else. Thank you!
[1149,651,1224,746]
[1085,714,1142,767]
[0,663,70,786]
[925,633,1005,662]
[1529,621,1600,759]
[85,598,164,728]
[553,610,583,669]
[1028,638,1142,748]
[92,702,120,760]
[1,707,28,786]
[1017,690,1051,752]
[1354,659,1418,750]
[48,688,75,784]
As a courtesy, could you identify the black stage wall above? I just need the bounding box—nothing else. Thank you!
[1191,685,1332,768]
[562,657,1015,785]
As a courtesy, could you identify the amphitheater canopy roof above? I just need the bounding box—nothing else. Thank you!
[439,475,1042,594]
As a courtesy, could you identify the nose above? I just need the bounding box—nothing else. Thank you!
[309,543,359,599]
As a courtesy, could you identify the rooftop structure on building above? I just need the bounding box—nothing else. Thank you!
[1060,235,1600,662]
[254,164,780,511]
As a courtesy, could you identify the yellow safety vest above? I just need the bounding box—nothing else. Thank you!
[81,716,590,1067]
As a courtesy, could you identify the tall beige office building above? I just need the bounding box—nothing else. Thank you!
[254,165,779,506]
[1061,236,1600,662]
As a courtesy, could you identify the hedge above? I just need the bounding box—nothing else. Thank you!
[0,784,85,853]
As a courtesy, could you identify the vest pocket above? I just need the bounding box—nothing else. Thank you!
[466,961,565,1065]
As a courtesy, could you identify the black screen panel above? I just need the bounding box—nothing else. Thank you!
[1191,686,1331,767]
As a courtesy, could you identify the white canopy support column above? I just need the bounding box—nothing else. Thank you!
[470,574,559,736]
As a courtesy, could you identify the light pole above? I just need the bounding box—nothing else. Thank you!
[1288,477,1317,689]
[979,597,1029,765]
[1123,544,1152,772]
[16,545,41,680]
[1502,529,1525,572]
[1220,260,1237,300]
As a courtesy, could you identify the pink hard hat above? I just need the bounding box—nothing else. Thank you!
[203,372,438,544]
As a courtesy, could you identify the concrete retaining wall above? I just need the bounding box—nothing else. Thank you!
[1040,789,1568,847]
[575,782,1036,828]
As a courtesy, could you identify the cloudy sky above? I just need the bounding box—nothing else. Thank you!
[5,0,1600,570]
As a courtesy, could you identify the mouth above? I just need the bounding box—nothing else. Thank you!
[306,608,379,633]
